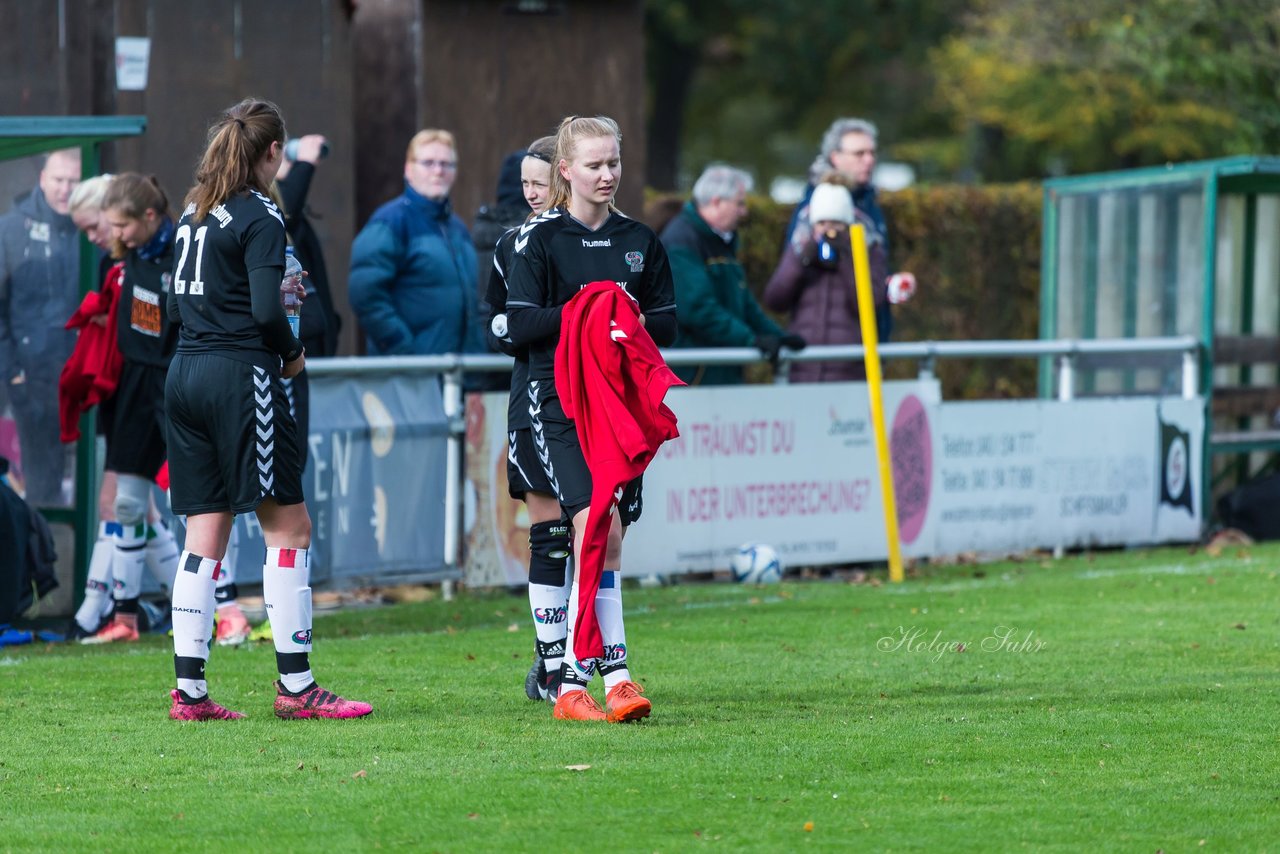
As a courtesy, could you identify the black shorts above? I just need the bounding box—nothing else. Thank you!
[104,361,167,479]
[280,371,309,470]
[528,379,643,525]
[165,352,305,516]
[506,427,556,500]
[619,475,643,527]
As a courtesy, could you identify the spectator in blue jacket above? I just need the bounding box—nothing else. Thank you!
[348,129,484,356]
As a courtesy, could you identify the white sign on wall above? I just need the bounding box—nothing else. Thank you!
[918,397,1202,555]
[465,382,1203,583]
[115,37,151,91]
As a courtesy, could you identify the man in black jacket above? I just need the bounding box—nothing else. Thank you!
[274,134,341,471]
[275,134,340,357]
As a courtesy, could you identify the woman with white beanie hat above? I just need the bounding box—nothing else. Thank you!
[763,174,886,383]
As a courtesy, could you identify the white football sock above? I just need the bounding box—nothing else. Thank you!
[215,523,240,611]
[263,547,314,693]
[144,520,179,593]
[559,569,597,697]
[529,579,570,683]
[171,551,220,700]
[111,522,147,604]
[112,474,152,607]
[595,572,631,690]
[74,522,116,632]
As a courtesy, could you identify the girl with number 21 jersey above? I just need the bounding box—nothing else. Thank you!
[163,98,371,722]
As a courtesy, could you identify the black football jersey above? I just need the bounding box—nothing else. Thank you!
[169,189,287,368]
[118,238,179,368]
[487,225,532,429]
[505,208,677,381]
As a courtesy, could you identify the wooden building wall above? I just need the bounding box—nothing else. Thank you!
[353,0,648,229]
[0,0,649,354]
[0,0,359,351]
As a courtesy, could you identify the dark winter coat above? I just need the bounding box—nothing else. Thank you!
[348,183,484,356]
[473,150,529,328]
[786,180,894,341]
[763,225,887,383]
[0,187,80,383]
[277,163,341,356]
[660,202,781,385]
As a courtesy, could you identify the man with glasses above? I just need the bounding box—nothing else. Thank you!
[784,118,915,342]
[348,129,485,357]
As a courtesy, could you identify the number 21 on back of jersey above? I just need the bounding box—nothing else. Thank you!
[173,224,207,295]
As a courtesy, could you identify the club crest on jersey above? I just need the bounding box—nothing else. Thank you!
[625,250,644,272]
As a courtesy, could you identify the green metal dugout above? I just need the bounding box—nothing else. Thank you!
[1040,157,1280,514]
[0,116,147,610]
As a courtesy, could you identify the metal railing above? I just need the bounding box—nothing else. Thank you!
[306,335,1202,578]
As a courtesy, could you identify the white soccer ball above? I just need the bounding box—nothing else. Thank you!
[730,543,783,584]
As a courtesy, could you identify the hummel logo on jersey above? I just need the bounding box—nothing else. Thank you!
[250,189,285,226]
[582,238,612,248]
[514,209,562,253]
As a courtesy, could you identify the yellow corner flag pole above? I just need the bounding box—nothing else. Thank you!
[849,224,904,583]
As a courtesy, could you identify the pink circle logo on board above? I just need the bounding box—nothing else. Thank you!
[890,394,932,545]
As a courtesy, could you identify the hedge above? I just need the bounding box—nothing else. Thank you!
[644,183,1043,399]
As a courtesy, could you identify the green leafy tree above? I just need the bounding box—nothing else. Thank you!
[645,0,962,190]
[928,0,1280,179]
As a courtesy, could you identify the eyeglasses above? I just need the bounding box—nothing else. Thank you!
[413,159,457,171]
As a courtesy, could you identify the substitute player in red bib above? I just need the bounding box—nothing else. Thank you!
[506,116,678,722]
[164,98,371,721]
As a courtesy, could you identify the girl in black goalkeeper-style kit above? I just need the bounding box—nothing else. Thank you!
[505,116,679,723]
[164,98,370,721]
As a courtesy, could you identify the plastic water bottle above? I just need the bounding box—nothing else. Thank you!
[281,247,303,338]
[284,138,330,162]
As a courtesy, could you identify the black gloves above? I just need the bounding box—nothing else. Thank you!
[799,230,842,270]
[755,333,807,364]
[756,333,782,363]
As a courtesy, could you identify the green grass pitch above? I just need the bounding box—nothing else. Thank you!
[2,544,1278,852]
